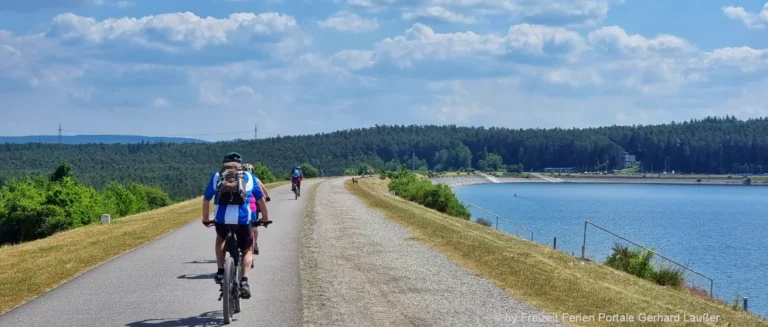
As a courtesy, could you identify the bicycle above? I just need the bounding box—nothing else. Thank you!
[292,180,301,200]
[204,220,272,324]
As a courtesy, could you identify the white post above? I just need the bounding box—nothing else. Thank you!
[101,214,111,224]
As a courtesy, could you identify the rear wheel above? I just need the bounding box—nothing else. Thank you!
[222,257,235,324]
[234,262,241,313]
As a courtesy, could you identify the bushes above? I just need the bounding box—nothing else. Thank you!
[250,162,277,183]
[605,243,686,288]
[387,168,470,219]
[476,217,493,227]
[0,163,172,245]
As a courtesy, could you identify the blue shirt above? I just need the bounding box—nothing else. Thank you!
[292,169,302,178]
[204,171,264,225]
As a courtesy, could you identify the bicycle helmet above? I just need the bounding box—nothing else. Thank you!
[223,152,242,163]
[243,163,254,172]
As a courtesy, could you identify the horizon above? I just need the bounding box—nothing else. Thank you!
[1,115,763,143]
[1,1,767,141]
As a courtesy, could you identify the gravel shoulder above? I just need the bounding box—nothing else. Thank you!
[300,177,564,327]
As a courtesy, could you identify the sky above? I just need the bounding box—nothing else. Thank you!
[0,0,767,141]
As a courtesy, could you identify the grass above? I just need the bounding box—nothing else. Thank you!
[346,177,768,327]
[0,181,289,315]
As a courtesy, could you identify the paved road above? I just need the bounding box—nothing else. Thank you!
[476,172,501,183]
[530,173,564,183]
[0,181,320,327]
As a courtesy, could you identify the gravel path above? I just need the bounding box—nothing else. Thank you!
[300,178,565,327]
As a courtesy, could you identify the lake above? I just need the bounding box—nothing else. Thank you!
[454,182,768,317]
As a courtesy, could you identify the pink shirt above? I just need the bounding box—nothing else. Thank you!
[249,193,258,212]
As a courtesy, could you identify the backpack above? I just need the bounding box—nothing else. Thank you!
[215,162,248,206]
[292,169,301,178]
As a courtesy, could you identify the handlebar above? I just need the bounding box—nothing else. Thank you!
[202,220,273,228]
[255,220,273,228]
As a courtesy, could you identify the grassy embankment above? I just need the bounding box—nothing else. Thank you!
[0,181,289,315]
[347,177,768,327]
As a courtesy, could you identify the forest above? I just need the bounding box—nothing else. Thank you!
[0,163,171,245]
[2,116,767,199]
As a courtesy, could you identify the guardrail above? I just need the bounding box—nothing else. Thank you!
[460,200,534,241]
[582,220,714,299]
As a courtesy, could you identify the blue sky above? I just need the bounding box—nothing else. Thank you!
[1,0,767,141]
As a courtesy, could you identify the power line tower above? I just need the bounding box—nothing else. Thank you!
[58,124,62,144]
[254,124,258,140]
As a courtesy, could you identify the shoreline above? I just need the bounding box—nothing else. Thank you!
[431,174,766,188]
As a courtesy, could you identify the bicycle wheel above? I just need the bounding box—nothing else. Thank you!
[234,252,241,313]
[222,256,235,324]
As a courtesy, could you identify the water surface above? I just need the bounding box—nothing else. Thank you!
[454,183,768,317]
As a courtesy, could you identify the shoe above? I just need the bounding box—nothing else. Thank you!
[254,243,259,256]
[214,273,224,284]
[239,281,251,299]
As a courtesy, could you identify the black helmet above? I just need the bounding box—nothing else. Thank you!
[223,152,242,163]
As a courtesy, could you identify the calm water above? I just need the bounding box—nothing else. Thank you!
[454,183,768,317]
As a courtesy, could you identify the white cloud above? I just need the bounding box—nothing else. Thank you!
[354,23,585,68]
[116,1,134,8]
[722,3,768,29]
[692,47,768,73]
[544,67,603,86]
[332,49,375,70]
[347,0,622,25]
[588,26,695,57]
[318,11,379,33]
[402,6,476,24]
[152,97,170,107]
[48,12,299,51]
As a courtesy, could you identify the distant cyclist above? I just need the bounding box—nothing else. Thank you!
[202,152,270,299]
[290,164,303,196]
[243,163,270,258]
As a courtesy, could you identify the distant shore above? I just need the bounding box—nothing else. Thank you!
[431,173,767,188]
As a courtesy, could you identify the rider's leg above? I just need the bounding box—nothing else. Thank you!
[215,236,226,268]
[237,224,254,298]
[213,223,227,283]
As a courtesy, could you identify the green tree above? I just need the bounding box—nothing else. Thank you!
[50,162,74,182]
[103,182,140,217]
[250,162,276,183]
[478,152,504,172]
[358,163,374,175]
[301,163,320,178]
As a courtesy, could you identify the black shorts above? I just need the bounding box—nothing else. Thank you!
[214,223,253,251]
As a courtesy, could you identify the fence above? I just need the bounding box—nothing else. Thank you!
[582,221,714,299]
[460,200,534,241]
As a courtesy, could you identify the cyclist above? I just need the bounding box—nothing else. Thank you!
[290,164,303,196]
[243,163,270,258]
[202,152,270,299]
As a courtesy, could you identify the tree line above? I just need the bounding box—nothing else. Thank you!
[0,163,172,245]
[2,116,767,198]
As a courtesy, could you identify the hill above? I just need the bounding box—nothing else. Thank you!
[1,116,767,198]
[0,135,209,145]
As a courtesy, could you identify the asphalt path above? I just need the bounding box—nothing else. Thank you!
[0,180,320,327]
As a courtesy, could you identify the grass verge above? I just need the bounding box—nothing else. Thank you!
[347,177,768,327]
[0,181,289,315]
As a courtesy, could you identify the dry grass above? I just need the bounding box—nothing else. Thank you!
[347,177,768,327]
[0,181,289,315]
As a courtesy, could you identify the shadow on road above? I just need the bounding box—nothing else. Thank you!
[177,273,215,280]
[125,311,224,326]
[183,260,216,264]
